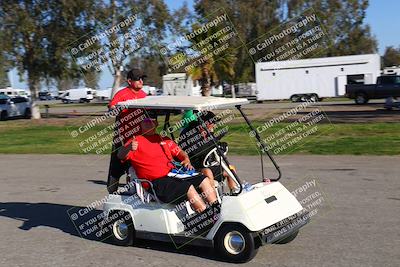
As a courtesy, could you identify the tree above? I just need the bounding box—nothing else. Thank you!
[0,0,98,118]
[55,77,80,92]
[382,46,400,68]
[0,24,12,89]
[186,48,236,96]
[193,0,378,84]
[194,0,281,83]
[128,54,167,89]
[284,0,377,56]
[0,55,11,88]
[80,0,171,98]
[83,71,100,89]
[165,18,237,96]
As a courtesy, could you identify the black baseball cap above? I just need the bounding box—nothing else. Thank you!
[127,68,147,81]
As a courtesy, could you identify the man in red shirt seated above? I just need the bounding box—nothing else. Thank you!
[107,68,147,194]
[117,115,218,213]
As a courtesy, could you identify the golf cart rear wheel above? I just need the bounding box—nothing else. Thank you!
[215,224,258,263]
[274,230,299,244]
[108,211,134,246]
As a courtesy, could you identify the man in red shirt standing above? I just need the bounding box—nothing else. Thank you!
[107,68,147,193]
[117,116,218,213]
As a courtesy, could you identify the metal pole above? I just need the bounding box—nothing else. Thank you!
[236,105,281,181]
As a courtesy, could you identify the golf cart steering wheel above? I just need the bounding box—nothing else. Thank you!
[203,145,228,168]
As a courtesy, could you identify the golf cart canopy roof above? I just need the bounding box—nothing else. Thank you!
[116,96,249,110]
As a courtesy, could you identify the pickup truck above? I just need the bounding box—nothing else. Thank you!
[345,75,400,104]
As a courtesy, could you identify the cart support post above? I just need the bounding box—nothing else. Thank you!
[236,105,281,181]
[163,111,175,140]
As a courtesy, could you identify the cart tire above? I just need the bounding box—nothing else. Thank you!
[355,93,368,104]
[310,94,319,102]
[24,108,31,119]
[215,224,258,263]
[107,210,134,246]
[275,230,299,244]
[290,95,300,102]
[0,111,8,121]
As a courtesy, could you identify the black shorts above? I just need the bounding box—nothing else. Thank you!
[152,174,207,204]
[208,165,225,182]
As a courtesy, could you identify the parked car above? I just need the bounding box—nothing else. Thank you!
[346,75,400,104]
[39,91,53,101]
[0,95,31,120]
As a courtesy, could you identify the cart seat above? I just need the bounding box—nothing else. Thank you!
[126,167,196,215]
[125,167,157,203]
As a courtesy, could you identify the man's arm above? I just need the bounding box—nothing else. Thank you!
[117,137,138,160]
[178,150,193,170]
[165,138,193,169]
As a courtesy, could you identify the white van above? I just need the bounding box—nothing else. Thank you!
[0,87,30,98]
[60,88,95,103]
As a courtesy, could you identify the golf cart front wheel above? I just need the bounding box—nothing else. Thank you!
[107,211,134,246]
[215,224,258,263]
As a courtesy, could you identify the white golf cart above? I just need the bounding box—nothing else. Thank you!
[102,96,309,263]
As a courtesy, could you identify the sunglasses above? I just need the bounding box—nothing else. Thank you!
[132,77,145,81]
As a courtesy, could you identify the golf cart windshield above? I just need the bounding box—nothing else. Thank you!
[115,96,281,195]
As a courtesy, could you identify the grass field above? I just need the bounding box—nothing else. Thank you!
[0,118,399,155]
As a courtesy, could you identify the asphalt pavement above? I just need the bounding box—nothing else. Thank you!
[0,154,399,267]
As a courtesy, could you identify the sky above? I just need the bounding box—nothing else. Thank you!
[8,0,400,90]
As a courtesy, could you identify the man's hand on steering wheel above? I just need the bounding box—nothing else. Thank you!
[181,158,193,170]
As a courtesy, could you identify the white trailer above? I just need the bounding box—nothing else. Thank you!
[60,87,95,103]
[142,85,157,96]
[162,73,201,96]
[255,54,381,102]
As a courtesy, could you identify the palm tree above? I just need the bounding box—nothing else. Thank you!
[185,24,236,96]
